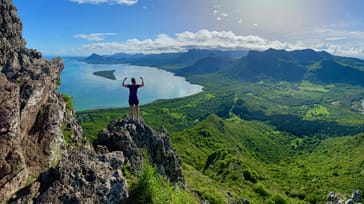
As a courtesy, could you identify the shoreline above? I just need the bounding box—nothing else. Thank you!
[75,90,205,113]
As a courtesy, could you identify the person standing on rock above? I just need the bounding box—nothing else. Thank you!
[122,76,144,121]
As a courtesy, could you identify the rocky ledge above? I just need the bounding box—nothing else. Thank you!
[9,117,185,203]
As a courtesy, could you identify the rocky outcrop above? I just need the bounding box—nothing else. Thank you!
[97,117,185,184]
[10,146,128,203]
[0,0,83,201]
[9,117,185,203]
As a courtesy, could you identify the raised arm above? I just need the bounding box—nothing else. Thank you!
[140,77,144,87]
[122,77,128,88]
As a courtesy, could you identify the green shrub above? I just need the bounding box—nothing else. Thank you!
[129,164,198,204]
[288,188,306,200]
[61,121,74,144]
[56,77,61,87]
[254,183,270,197]
[62,94,74,114]
[267,194,288,204]
[200,191,224,204]
[306,193,321,204]
[243,169,259,183]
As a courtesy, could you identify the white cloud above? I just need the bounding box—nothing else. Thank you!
[73,29,364,59]
[80,30,293,55]
[74,33,116,41]
[310,43,364,58]
[70,0,137,5]
[300,27,364,57]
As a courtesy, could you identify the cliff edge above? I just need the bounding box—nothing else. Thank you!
[0,0,83,201]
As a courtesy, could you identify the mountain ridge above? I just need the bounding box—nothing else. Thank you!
[83,48,364,87]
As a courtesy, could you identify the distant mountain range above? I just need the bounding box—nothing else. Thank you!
[83,48,364,86]
[83,49,248,66]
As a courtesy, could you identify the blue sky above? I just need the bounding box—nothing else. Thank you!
[12,0,364,58]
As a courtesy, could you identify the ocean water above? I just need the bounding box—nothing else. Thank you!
[58,58,203,111]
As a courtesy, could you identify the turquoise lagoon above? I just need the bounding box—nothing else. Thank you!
[58,58,203,111]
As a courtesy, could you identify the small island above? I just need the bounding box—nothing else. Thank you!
[93,70,116,80]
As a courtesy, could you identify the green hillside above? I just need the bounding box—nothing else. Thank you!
[77,48,364,203]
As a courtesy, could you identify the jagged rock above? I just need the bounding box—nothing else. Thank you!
[327,191,345,204]
[97,119,144,171]
[0,0,83,201]
[9,147,128,203]
[352,190,361,202]
[97,116,185,184]
[0,0,26,66]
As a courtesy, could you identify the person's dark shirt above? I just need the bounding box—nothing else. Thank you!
[127,84,140,101]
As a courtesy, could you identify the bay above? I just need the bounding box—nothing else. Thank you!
[58,58,203,111]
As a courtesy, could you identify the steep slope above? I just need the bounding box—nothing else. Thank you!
[0,0,83,201]
[309,59,364,86]
[230,49,364,86]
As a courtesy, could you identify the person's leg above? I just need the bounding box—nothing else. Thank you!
[136,105,140,122]
[129,105,134,120]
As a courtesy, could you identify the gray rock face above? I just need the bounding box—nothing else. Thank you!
[0,0,83,201]
[97,116,186,184]
[10,147,128,204]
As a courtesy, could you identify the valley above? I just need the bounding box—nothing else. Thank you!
[77,48,364,204]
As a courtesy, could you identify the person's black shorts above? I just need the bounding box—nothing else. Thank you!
[129,99,139,106]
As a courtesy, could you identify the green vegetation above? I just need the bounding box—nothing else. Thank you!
[62,122,74,144]
[129,164,198,204]
[93,70,116,80]
[77,48,364,203]
[62,93,76,145]
[63,94,74,115]
[304,105,330,120]
[56,77,61,87]
[77,79,364,203]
